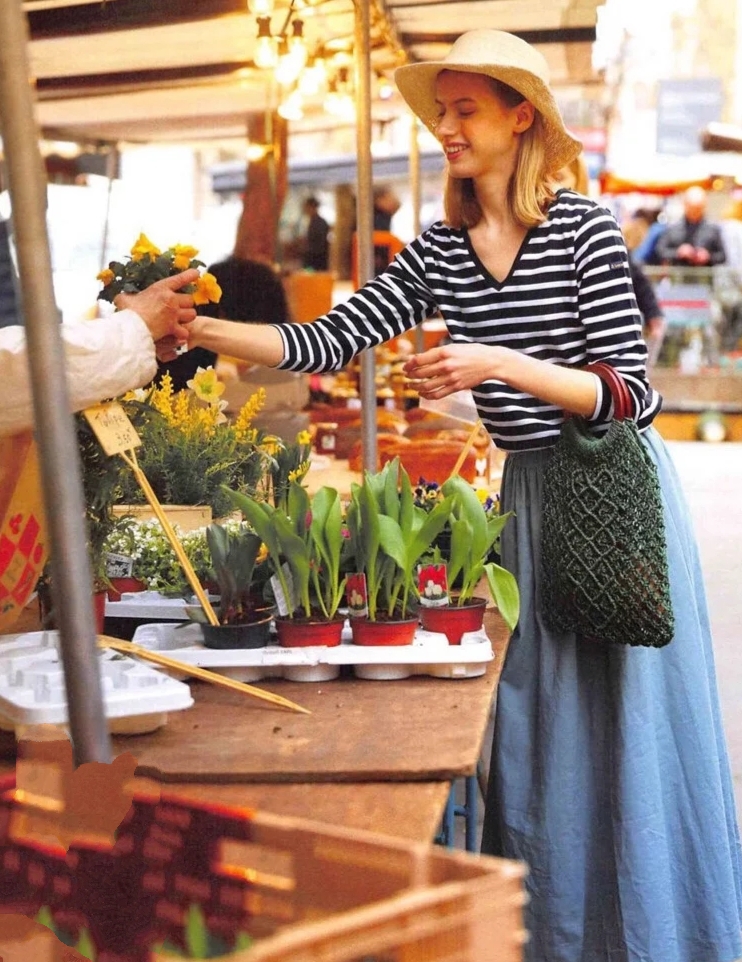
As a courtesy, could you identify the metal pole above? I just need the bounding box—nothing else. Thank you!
[409,115,425,353]
[0,2,111,764]
[99,144,119,273]
[355,0,378,472]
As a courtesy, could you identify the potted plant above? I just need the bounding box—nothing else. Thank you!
[417,475,520,644]
[103,518,213,599]
[344,458,453,646]
[225,481,348,647]
[198,521,273,649]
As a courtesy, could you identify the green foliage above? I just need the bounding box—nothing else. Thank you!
[225,482,347,620]
[346,458,453,620]
[206,522,265,624]
[440,476,520,631]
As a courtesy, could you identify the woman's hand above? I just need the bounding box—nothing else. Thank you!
[403,344,502,399]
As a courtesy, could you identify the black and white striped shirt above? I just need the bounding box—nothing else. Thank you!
[275,190,661,451]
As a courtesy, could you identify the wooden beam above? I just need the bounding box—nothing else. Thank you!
[26,0,246,39]
[34,61,254,98]
[402,26,596,46]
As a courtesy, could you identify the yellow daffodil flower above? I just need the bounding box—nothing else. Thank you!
[187,367,226,404]
[193,272,222,305]
[130,233,161,262]
[171,244,199,270]
[96,268,115,286]
[296,430,312,446]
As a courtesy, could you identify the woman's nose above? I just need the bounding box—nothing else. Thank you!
[436,112,455,138]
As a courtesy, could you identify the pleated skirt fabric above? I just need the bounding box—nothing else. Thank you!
[482,428,742,962]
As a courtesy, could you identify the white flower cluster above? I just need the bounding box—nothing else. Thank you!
[104,516,258,596]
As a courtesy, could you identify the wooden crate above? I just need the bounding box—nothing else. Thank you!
[0,769,528,962]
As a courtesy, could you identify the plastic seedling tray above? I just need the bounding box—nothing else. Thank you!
[131,620,494,683]
[105,590,218,621]
[0,630,193,730]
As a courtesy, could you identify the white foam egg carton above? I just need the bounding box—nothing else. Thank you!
[0,630,194,728]
[131,620,494,683]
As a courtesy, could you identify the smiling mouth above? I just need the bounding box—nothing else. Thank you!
[444,145,467,159]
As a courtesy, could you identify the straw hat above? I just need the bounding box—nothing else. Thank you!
[395,29,581,173]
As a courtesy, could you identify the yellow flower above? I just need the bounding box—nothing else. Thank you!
[260,435,281,457]
[96,268,115,285]
[187,367,226,404]
[193,272,222,305]
[288,459,311,483]
[233,388,266,441]
[296,430,312,446]
[130,233,161,262]
[475,488,489,504]
[172,244,199,270]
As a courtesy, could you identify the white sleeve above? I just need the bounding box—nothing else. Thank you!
[0,311,157,436]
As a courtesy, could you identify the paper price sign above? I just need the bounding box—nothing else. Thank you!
[83,402,141,456]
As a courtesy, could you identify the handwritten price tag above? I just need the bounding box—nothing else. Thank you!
[83,402,141,456]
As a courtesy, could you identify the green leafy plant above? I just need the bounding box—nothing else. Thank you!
[205,521,268,625]
[440,475,520,631]
[116,373,272,519]
[225,482,347,621]
[345,458,453,620]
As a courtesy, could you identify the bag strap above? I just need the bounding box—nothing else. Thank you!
[585,362,633,421]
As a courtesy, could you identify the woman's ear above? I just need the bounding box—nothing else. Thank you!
[513,101,535,133]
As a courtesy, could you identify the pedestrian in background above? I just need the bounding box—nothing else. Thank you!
[301,196,330,272]
[655,185,727,267]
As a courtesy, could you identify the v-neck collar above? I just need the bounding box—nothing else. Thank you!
[462,223,536,289]
[461,191,565,289]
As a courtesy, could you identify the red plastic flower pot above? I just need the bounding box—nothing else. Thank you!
[106,577,147,602]
[350,614,418,647]
[274,615,345,648]
[419,596,487,645]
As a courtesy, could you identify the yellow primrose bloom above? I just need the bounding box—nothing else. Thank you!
[296,430,312,446]
[130,233,161,262]
[96,268,115,286]
[187,367,226,404]
[475,488,489,504]
[171,244,199,271]
[193,272,222,305]
[260,435,281,457]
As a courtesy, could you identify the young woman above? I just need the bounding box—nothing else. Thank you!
[185,30,742,962]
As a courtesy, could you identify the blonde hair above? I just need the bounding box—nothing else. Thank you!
[443,78,556,230]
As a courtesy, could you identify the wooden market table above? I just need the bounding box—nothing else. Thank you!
[2,608,509,845]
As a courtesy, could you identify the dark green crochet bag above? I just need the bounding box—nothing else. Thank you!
[540,362,675,648]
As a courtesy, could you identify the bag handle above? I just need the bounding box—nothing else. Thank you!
[585,362,633,421]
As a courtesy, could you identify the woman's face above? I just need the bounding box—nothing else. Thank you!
[434,70,534,181]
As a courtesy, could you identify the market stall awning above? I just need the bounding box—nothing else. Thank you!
[19,0,606,147]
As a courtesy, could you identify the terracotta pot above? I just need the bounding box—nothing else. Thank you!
[275,615,345,648]
[419,596,487,645]
[201,610,273,650]
[350,614,418,647]
[106,577,147,602]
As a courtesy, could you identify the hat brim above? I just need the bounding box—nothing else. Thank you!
[395,60,581,174]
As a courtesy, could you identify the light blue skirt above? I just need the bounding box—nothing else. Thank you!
[482,428,742,962]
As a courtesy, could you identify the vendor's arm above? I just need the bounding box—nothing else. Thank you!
[0,269,199,436]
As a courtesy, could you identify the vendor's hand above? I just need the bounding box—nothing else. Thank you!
[676,243,696,263]
[114,269,199,343]
[155,335,182,363]
[403,344,500,399]
[694,246,711,265]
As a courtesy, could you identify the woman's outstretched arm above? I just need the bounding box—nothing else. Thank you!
[187,316,286,367]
